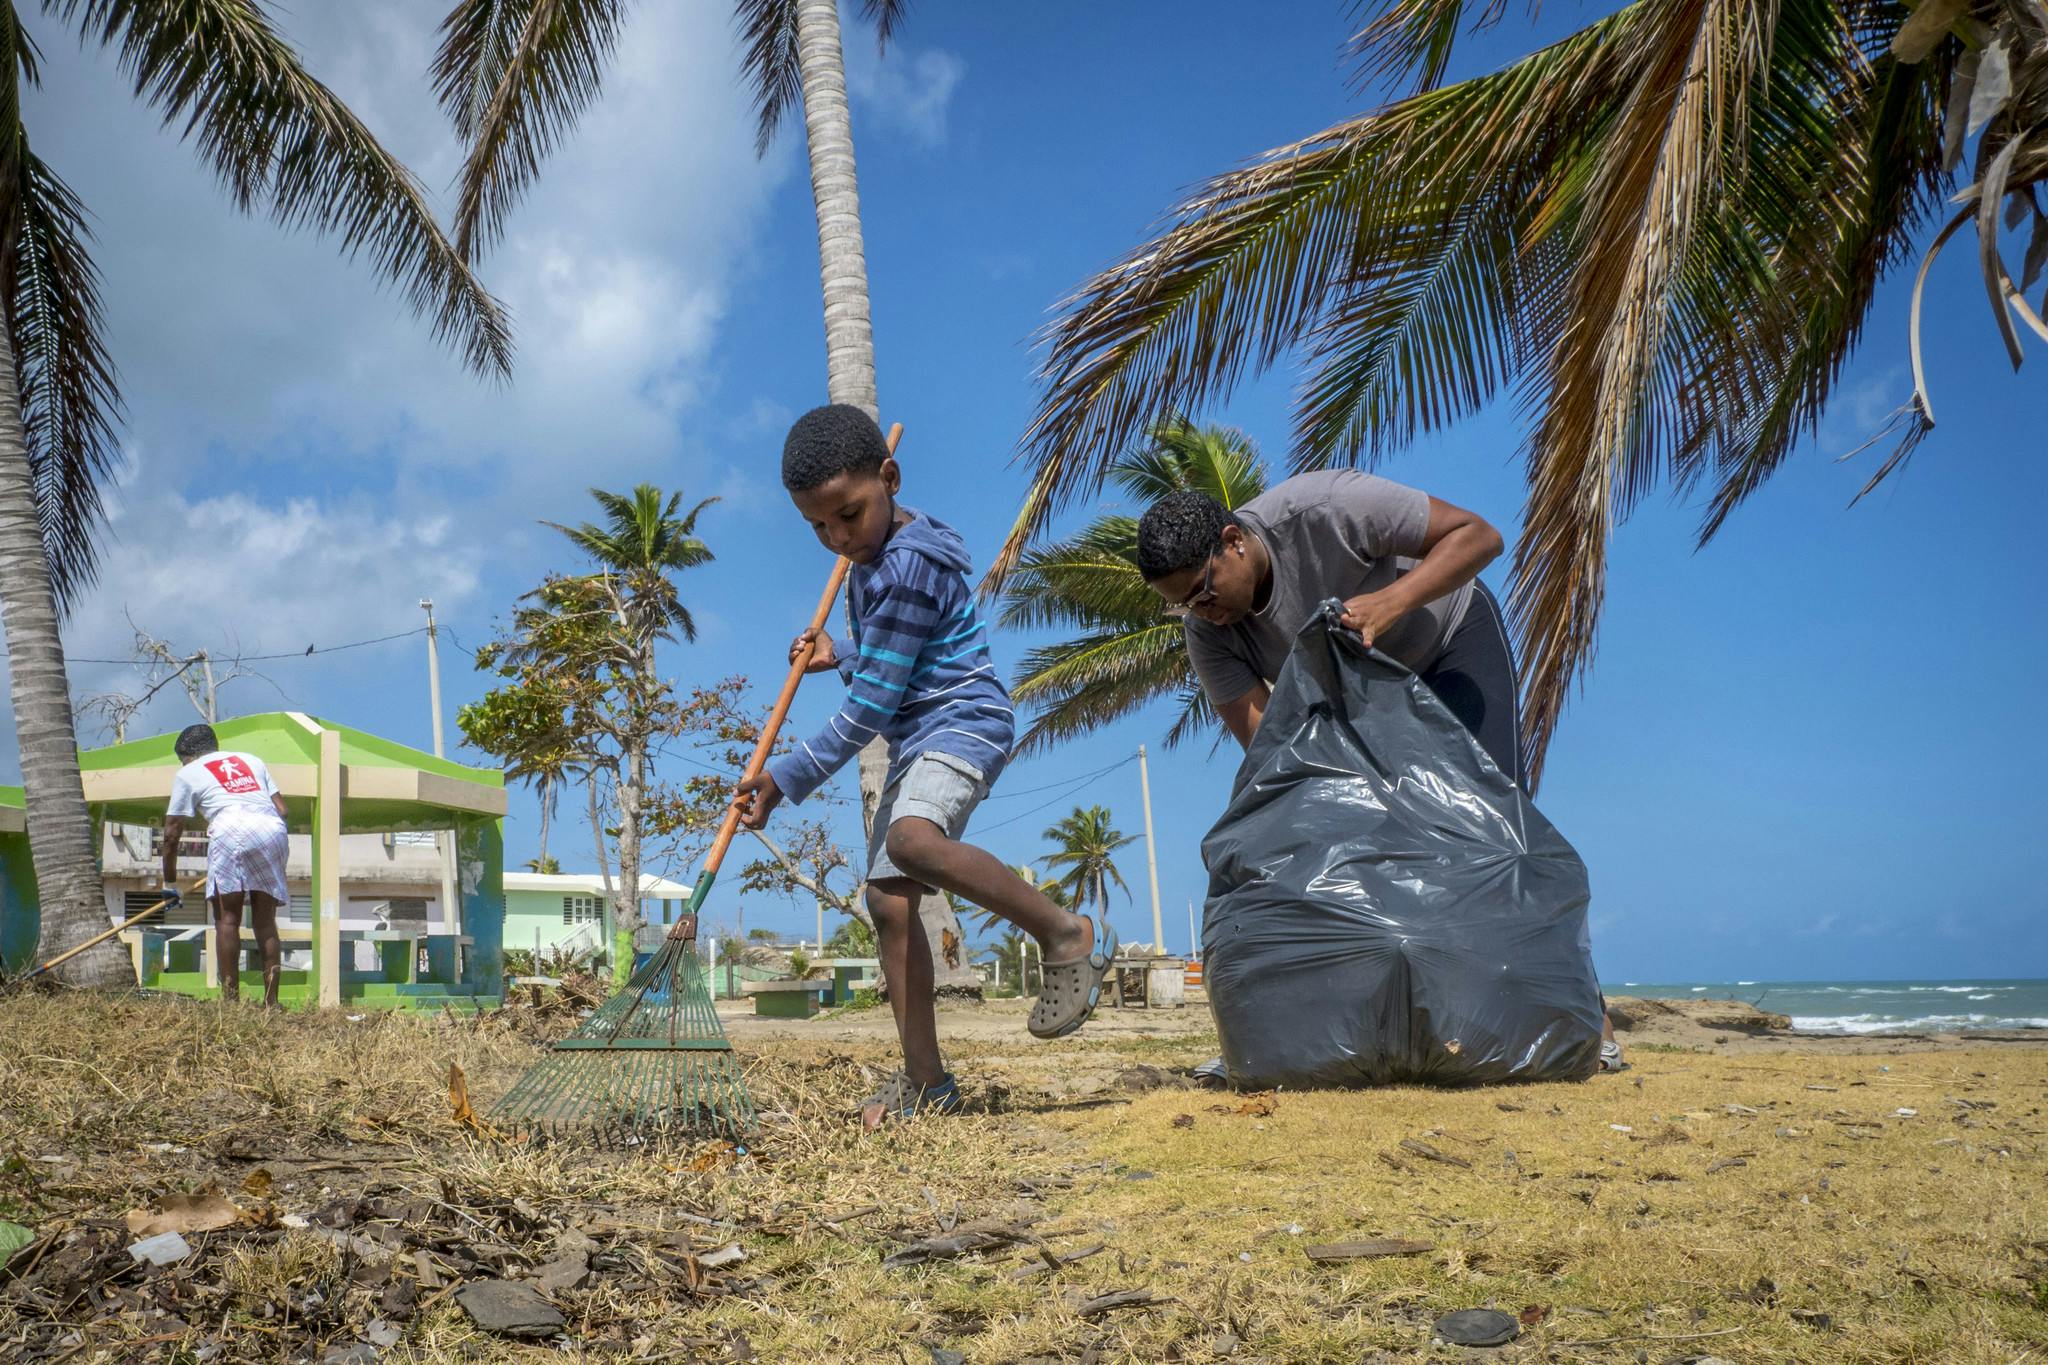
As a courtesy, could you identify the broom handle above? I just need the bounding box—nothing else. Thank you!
[30,884,193,978]
[702,420,904,881]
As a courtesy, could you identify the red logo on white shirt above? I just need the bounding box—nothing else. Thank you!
[204,756,261,795]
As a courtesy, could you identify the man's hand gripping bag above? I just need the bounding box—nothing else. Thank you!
[1201,605,1603,1086]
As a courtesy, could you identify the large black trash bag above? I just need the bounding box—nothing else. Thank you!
[1201,604,1602,1087]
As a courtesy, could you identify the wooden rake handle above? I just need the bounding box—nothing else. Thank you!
[29,881,199,979]
[703,421,903,878]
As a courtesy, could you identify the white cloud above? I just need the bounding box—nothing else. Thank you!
[846,41,967,150]
[17,3,792,500]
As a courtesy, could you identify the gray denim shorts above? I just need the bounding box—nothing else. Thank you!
[866,751,991,884]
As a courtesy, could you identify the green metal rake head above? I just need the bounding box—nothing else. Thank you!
[491,900,755,1148]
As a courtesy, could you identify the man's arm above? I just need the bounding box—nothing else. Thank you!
[272,794,288,820]
[1339,494,1503,646]
[160,816,185,891]
[1216,683,1271,750]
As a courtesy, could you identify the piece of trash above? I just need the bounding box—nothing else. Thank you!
[139,1143,185,1154]
[454,1280,565,1337]
[345,1014,366,1022]
[125,1187,246,1239]
[1775,1127,1806,1138]
[280,1213,310,1229]
[127,1231,194,1266]
[1238,1251,1252,1262]
[1305,1239,1433,1262]
[364,1319,402,1348]
[697,1243,747,1269]
[1895,1107,1918,1118]
[1433,1307,1520,1347]
[1284,1223,1303,1236]
[320,1346,377,1365]
[1609,1124,1633,1133]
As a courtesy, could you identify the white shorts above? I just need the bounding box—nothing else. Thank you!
[205,809,290,903]
[866,752,991,884]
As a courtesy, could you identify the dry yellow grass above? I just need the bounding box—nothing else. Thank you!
[0,991,2043,1363]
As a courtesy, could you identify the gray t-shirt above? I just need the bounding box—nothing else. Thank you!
[1185,470,1473,703]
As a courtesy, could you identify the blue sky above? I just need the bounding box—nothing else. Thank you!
[6,4,2044,983]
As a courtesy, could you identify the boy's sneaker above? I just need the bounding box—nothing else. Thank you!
[859,1070,963,1127]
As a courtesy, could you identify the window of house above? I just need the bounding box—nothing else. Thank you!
[563,895,602,926]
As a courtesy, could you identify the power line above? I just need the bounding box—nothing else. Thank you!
[71,626,431,665]
[974,756,1139,833]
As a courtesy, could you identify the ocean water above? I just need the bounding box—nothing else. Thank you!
[1610,979,2048,1035]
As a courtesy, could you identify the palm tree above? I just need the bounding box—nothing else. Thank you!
[999,419,1267,755]
[1039,805,1137,919]
[547,484,716,644]
[0,3,511,984]
[524,854,561,874]
[998,0,2048,786]
[433,0,981,990]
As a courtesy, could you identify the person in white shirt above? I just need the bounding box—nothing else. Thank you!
[160,724,290,1006]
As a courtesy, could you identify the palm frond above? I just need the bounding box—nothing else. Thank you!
[432,0,534,140]
[55,0,513,377]
[734,0,800,158]
[993,10,1636,589]
[1345,0,1508,95]
[3,137,123,611]
[858,0,912,49]
[430,0,626,261]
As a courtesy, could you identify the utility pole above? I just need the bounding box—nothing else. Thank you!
[1137,745,1164,956]
[198,651,217,723]
[422,599,460,952]
[420,599,445,759]
[1187,898,1198,960]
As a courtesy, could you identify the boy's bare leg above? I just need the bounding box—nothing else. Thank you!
[885,820,1092,963]
[866,877,944,1088]
[248,892,283,1007]
[213,892,244,1004]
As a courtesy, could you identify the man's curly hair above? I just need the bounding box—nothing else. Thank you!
[1136,491,1236,581]
[781,404,891,492]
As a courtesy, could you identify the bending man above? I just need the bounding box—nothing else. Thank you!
[160,724,290,1007]
[1138,470,1621,1069]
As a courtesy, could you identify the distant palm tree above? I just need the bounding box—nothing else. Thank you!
[1039,806,1137,918]
[543,484,713,980]
[523,854,562,875]
[999,420,1266,753]
[547,484,716,644]
[997,0,2048,786]
[0,3,511,985]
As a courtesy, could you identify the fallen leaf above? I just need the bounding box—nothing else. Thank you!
[1518,1303,1550,1326]
[0,1221,34,1266]
[124,1187,247,1238]
[1304,1239,1433,1262]
[448,1063,498,1137]
[1398,1138,1472,1169]
[241,1168,274,1200]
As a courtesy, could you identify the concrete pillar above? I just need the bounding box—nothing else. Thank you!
[313,727,343,1008]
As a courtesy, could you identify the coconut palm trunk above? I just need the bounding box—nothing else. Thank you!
[790,0,974,994]
[0,324,125,984]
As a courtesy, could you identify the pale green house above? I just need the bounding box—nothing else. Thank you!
[502,871,693,969]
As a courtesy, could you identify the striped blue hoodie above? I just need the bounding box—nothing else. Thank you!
[768,510,1015,805]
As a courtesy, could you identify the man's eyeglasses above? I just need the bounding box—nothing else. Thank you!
[1162,554,1218,620]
